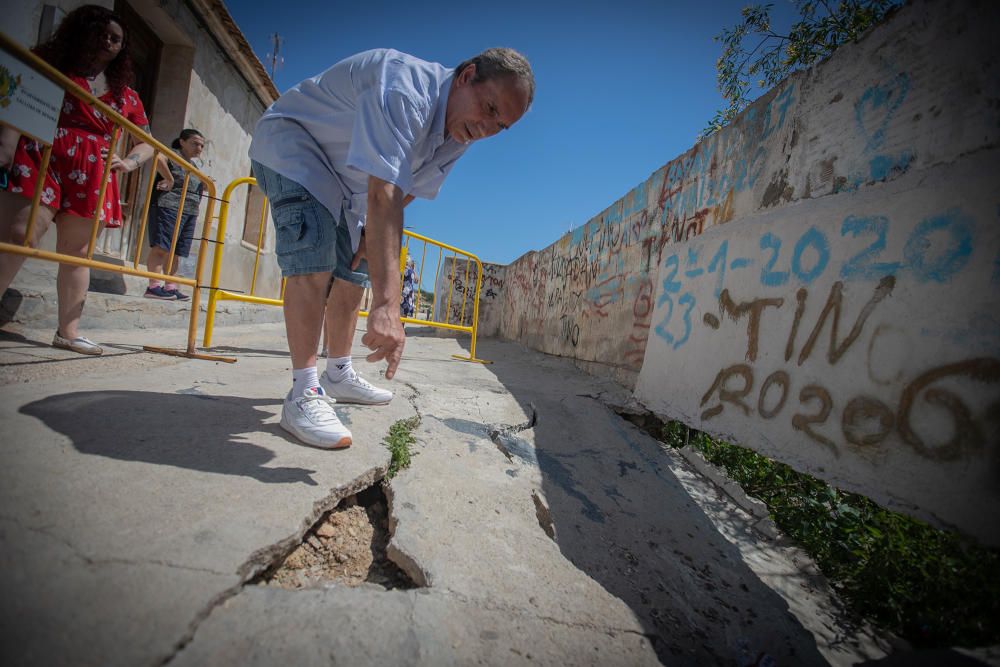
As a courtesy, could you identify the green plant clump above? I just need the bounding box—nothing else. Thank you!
[660,421,1000,648]
[384,416,420,479]
[706,0,902,136]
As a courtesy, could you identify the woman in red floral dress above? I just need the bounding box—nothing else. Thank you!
[0,5,156,355]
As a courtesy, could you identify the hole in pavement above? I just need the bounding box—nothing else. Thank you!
[254,483,418,591]
[614,407,674,443]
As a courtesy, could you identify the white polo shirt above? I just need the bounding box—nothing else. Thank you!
[249,49,469,252]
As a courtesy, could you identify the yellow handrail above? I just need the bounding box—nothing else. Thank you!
[204,176,258,344]
[0,32,231,363]
[202,177,491,363]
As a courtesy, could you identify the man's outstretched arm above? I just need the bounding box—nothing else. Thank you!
[361,175,407,379]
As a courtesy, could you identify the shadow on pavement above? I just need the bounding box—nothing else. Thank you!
[855,649,995,666]
[0,288,24,327]
[0,328,50,349]
[20,390,319,485]
[471,337,832,666]
[206,345,289,357]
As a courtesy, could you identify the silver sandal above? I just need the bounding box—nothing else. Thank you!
[52,331,104,356]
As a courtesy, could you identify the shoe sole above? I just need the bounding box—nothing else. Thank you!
[324,396,392,406]
[279,417,352,449]
[52,342,103,355]
[143,294,176,300]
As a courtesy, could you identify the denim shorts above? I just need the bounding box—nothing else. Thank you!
[148,206,197,257]
[251,160,369,285]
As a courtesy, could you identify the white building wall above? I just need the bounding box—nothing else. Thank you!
[160,0,279,297]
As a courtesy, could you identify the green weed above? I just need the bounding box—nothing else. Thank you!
[384,416,420,479]
[661,421,1000,648]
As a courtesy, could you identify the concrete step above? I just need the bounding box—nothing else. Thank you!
[1,259,284,334]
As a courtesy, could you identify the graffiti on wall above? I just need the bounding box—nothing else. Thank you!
[497,64,929,367]
[647,205,999,459]
[655,84,795,228]
[492,0,1000,540]
[434,258,506,331]
[498,81,799,372]
[654,208,976,349]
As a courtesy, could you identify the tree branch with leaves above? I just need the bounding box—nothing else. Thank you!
[703,0,901,138]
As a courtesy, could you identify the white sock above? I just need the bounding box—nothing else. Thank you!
[325,355,353,383]
[291,366,320,398]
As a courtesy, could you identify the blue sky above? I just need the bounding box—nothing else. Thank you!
[227,0,796,265]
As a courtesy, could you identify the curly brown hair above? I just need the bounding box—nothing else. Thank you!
[34,4,135,100]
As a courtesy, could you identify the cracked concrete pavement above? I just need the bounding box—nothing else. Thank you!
[0,320,890,666]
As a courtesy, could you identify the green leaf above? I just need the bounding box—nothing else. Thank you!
[705,0,903,135]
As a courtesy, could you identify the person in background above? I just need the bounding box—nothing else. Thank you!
[0,4,156,355]
[401,255,418,318]
[143,128,207,301]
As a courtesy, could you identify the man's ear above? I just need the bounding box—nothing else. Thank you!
[458,63,477,86]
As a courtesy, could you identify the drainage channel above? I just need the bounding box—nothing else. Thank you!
[252,482,417,591]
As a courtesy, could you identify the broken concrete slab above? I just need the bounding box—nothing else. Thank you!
[0,323,891,665]
[0,515,233,667]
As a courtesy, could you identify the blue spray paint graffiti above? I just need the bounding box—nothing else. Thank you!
[855,72,911,152]
[869,151,914,181]
[791,227,830,284]
[653,208,979,350]
[840,215,903,280]
[835,71,915,190]
[902,209,973,283]
[658,83,796,225]
[760,233,790,287]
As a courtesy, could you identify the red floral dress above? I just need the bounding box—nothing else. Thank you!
[8,77,148,228]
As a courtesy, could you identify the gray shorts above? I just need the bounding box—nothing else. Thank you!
[251,160,369,285]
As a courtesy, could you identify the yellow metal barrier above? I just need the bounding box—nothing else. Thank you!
[0,32,233,363]
[203,177,491,364]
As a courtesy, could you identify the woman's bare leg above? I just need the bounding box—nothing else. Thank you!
[52,213,97,339]
[0,191,55,295]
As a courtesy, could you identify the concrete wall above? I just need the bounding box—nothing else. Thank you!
[146,0,279,297]
[433,257,507,337]
[489,0,1000,545]
[2,2,87,48]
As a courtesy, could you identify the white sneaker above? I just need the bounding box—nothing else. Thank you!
[320,370,393,405]
[280,387,352,449]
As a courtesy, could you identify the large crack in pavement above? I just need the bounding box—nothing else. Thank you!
[160,466,391,666]
[162,387,647,663]
[486,402,538,463]
[0,515,229,576]
[162,383,434,665]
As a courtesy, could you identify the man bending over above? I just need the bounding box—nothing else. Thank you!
[249,47,534,449]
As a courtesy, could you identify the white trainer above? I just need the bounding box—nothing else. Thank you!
[280,387,352,449]
[52,331,103,356]
[320,370,393,405]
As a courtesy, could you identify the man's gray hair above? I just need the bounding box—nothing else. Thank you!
[455,48,535,107]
